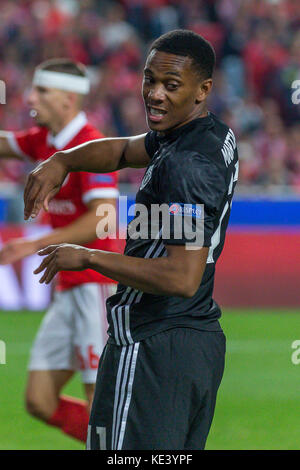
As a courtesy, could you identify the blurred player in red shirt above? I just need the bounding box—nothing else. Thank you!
[0,59,118,443]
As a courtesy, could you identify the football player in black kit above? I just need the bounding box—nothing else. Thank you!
[24,30,239,450]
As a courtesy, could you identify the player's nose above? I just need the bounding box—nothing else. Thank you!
[148,85,165,103]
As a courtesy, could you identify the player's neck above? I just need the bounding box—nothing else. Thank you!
[196,102,209,119]
[49,110,81,136]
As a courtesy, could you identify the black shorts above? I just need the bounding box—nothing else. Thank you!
[87,327,226,450]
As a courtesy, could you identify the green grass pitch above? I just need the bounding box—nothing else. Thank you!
[0,309,299,450]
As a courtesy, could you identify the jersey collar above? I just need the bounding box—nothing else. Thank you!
[47,111,88,149]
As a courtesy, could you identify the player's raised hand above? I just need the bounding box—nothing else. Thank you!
[0,238,37,265]
[34,243,91,284]
[23,153,68,220]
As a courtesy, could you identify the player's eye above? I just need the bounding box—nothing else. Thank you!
[144,76,154,85]
[166,82,179,91]
[37,86,48,94]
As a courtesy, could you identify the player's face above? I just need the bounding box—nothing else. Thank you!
[27,86,69,128]
[142,50,210,133]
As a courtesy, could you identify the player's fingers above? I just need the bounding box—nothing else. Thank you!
[43,188,59,212]
[23,173,34,203]
[24,176,53,219]
[30,192,48,219]
[31,182,61,219]
[23,177,39,220]
[37,245,58,256]
[43,193,51,212]
[38,267,50,284]
[34,251,56,274]
[39,263,57,284]
[24,186,45,220]
[45,265,58,284]
[23,172,45,217]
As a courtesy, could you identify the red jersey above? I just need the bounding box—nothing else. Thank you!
[9,112,119,290]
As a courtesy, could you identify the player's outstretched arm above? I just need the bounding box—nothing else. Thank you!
[0,132,23,159]
[0,198,116,265]
[0,238,38,265]
[24,134,150,220]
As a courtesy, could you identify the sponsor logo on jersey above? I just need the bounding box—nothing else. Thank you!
[48,199,76,215]
[169,203,202,218]
[169,203,181,215]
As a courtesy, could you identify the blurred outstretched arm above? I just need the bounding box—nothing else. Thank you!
[24,134,150,220]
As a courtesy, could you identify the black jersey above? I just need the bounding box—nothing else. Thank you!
[106,113,239,345]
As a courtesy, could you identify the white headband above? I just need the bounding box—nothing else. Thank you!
[32,70,90,94]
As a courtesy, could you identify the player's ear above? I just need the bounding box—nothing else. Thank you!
[195,79,213,104]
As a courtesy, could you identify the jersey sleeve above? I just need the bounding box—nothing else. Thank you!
[145,131,159,159]
[7,127,43,161]
[80,171,119,205]
[157,152,228,248]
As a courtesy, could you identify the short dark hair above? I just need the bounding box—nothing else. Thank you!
[36,58,87,77]
[149,29,216,80]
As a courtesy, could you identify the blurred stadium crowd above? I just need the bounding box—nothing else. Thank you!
[0,0,300,198]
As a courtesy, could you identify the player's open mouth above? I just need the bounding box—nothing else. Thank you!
[147,106,167,122]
